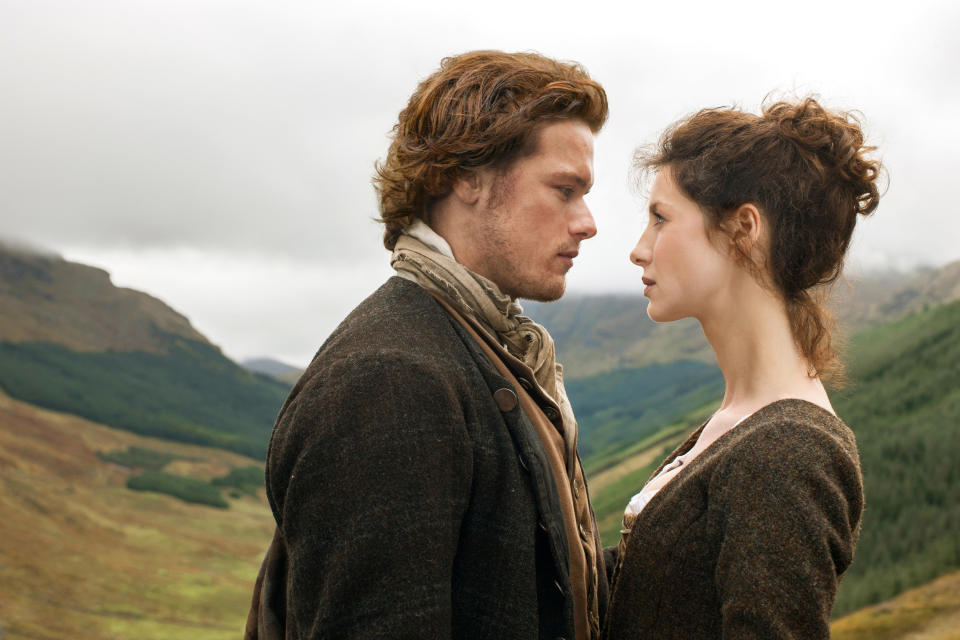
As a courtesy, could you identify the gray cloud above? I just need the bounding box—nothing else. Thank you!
[3,0,959,363]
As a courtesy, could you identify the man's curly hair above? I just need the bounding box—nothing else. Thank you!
[373,50,608,250]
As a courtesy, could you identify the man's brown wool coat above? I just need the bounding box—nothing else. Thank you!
[246,276,608,639]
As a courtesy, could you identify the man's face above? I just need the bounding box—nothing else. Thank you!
[464,119,597,301]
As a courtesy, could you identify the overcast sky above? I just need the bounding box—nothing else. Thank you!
[3,0,959,366]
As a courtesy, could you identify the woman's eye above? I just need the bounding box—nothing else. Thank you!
[652,213,666,225]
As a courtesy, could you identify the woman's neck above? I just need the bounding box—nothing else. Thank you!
[698,277,833,416]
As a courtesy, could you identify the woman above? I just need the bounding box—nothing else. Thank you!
[602,98,882,639]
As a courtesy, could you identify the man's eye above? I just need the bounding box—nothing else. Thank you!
[556,186,574,198]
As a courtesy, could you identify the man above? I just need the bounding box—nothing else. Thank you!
[246,50,609,640]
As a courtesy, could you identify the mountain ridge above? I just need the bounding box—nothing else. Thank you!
[0,244,289,459]
[0,243,210,354]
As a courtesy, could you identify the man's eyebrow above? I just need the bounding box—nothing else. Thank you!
[548,170,592,189]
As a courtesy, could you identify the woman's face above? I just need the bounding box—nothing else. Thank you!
[629,168,738,323]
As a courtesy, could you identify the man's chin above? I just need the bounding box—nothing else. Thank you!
[516,279,566,303]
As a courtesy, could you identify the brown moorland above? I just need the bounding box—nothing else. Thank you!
[832,569,960,640]
[0,389,273,639]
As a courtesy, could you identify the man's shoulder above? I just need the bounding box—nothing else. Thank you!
[323,276,452,348]
[300,276,477,383]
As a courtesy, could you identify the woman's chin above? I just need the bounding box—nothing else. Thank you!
[646,305,667,323]
[646,303,683,324]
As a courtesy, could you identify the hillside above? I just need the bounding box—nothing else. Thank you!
[0,242,207,353]
[0,388,274,639]
[583,298,960,619]
[567,360,722,464]
[524,295,713,378]
[832,569,960,640]
[0,245,290,459]
[836,260,960,331]
[830,297,960,615]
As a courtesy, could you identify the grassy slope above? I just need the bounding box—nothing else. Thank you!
[832,569,960,640]
[0,389,274,640]
[586,405,714,545]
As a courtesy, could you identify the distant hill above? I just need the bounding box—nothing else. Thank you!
[525,259,960,379]
[242,356,303,381]
[0,241,207,353]
[523,295,712,378]
[0,244,288,459]
[835,260,960,331]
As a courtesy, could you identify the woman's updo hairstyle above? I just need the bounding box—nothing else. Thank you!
[635,97,883,384]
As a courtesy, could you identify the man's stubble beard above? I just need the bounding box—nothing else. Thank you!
[477,168,569,302]
[477,209,568,303]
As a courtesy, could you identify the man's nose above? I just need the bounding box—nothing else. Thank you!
[570,203,597,240]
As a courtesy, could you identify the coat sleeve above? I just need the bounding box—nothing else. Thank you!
[266,352,475,639]
[711,424,863,639]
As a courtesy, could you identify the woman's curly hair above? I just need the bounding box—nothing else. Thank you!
[373,50,608,250]
[635,97,884,385]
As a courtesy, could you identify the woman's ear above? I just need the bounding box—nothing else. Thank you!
[728,203,764,255]
[451,171,482,206]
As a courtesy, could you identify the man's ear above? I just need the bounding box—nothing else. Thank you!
[451,170,482,206]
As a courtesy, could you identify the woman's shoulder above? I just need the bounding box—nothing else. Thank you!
[713,398,861,480]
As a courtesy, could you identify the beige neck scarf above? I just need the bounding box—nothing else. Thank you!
[390,221,572,420]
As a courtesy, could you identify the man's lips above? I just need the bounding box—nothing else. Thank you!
[558,249,579,259]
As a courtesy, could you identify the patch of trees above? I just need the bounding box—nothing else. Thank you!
[101,445,265,508]
[127,470,229,509]
[0,335,290,458]
[98,446,182,470]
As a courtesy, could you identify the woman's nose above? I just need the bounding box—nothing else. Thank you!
[630,235,651,267]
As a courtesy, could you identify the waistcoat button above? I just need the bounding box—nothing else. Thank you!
[493,388,518,412]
